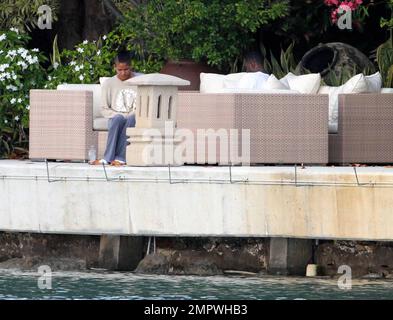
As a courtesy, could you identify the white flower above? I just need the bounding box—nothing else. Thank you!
[6,85,17,91]
[53,62,59,69]
[0,64,9,72]
[10,98,16,104]
[97,50,101,56]
[0,34,6,41]
[17,98,22,103]
[26,105,30,110]
[17,48,27,55]
[83,40,88,45]
[10,27,19,34]
[32,48,39,52]
[48,76,52,81]
[17,61,28,70]
[69,61,76,66]
[12,74,17,80]
[75,66,80,72]
[102,35,107,40]
[77,48,84,53]
[14,116,19,121]
[79,75,84,81]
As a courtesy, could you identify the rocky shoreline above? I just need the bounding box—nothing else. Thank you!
[1,232,393,279]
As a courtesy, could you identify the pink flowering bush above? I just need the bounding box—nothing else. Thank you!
[324,0,364,25]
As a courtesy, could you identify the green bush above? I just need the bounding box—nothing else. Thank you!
[0,29,47,158]
[47,32,163,89]
[116,0,289,72]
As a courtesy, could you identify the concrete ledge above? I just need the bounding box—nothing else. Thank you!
[2,160,393,240]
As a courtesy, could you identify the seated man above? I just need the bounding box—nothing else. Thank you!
[91,51,141,166]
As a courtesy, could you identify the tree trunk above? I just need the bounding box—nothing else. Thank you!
[56,0,118,50]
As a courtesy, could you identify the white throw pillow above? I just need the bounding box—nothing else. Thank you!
[263,74,290,90]
[319,73,369,133]
[235,72,269,90]
[381,88,393,93]
[99,77,111,85]
[215,88,300,94]
[287,73,321,94]
[200,72,226,93]
[224,72,268,90]
[365,72,382,92]
[342,73,368,93]
[279,72,295,88]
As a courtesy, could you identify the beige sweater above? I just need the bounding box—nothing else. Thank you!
[101,74,141,119]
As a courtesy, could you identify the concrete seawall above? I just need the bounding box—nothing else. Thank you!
[1,160,393,241]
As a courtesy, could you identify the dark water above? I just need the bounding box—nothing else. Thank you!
[0,269,392,300]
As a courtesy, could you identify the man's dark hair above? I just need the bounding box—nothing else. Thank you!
[244,51,263,64]
[114,51,132,65]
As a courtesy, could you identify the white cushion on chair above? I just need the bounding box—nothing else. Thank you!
[318,73,369,133]
[381,88,393,93]
[365,72,382,92]
[93,117,109,131]
[200,73,226,93]
[287,73,321,94]
[263,74,290,90]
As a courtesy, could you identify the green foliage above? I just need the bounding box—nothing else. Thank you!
[380,0,393,31]
[259,42,298,79]
[322,66,357,86]
[0,29,47,158]
[116,0,289,71]
[376,38,393,88]
[0,0,137,32]
[46,38,117,88]
[46,32,163,89]
[376,0,393,88]
[0,0,58,32]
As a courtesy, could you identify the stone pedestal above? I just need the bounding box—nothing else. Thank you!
[126,127,184,166]
[124,73,190,167]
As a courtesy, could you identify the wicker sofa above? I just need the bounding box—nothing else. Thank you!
[29,87,329,164]
[29,85,393,164]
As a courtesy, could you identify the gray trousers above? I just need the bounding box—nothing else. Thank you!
[104,114,136,163]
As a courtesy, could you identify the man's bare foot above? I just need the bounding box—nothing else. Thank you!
[110,160,126,167]
[89,159,109,165]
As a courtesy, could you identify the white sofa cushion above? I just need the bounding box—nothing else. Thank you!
[214,88,300,94]
[263,74,290,90]
[200,73,226,93]
[365,72,382,92]
[201,72,270,93]
[381,88,393,93]
[287,73,321,94]
[93,117,109,131]
[318,73,369,133]
[57,84,102,119]
[224,72,269,90]
[99,77,111,85]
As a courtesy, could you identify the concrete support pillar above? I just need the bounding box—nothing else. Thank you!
[98,235,144,271]
[268,238,313,276]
